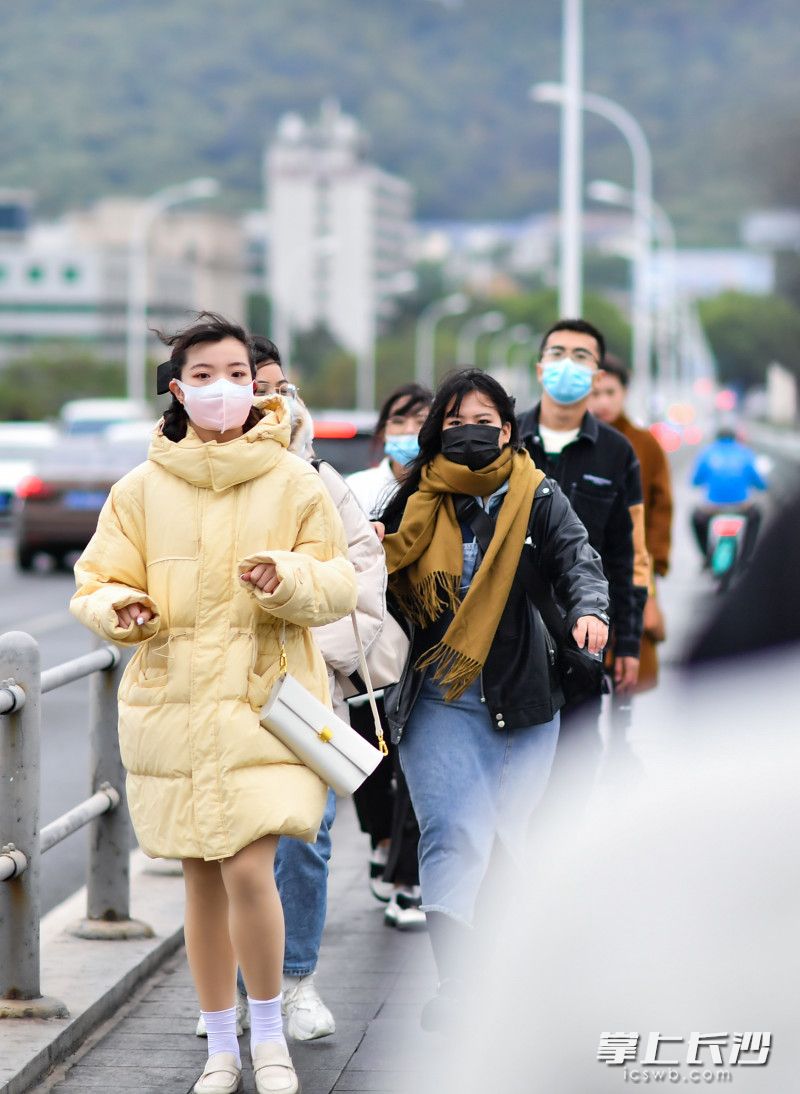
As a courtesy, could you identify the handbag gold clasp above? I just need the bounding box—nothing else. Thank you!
[378,736,389,756]
[279,646,288,676]
[317,726,333,743]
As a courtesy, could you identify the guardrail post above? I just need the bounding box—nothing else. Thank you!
[71,642,153,940]
[0,631,68,1019]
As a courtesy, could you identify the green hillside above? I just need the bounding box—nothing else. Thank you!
[1,0,796,243]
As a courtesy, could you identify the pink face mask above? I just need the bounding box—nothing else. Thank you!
[176,378,254,433]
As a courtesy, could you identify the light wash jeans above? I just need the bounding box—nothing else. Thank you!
[237,787,336,991]
[399,674,559,927]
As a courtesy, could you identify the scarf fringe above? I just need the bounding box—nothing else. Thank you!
[416,641,483,702]
[393,570,461,629]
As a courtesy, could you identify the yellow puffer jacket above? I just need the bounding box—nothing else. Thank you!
[70,403,358,861]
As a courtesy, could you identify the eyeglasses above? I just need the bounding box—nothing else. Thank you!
[255,381,299,398]
[541,346,599,365]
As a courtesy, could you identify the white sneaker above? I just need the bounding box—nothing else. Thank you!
[369,844,394,903]
[195,988,250,1038]
[282,974,336,1041]
[384,886,427,931]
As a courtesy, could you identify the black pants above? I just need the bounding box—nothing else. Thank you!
[349,696,420,887]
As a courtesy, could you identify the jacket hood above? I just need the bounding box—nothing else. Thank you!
[148,402,291,491]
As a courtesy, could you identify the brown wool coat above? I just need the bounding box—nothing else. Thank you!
[611,414,673,689]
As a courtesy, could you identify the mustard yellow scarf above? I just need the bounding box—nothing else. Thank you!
[383,447,544,700]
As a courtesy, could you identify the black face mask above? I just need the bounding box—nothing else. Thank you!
[441,424,503,470]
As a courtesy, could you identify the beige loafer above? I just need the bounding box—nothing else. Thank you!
[193,1051,242,1093]
[252,1041,299,1094]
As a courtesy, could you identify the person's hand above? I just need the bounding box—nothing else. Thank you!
[572,615,608,656]
[614,655,640,693]
[241,562,281,594]
[115,603,153,629]
[643,595,666,642]
[372,521,386,542]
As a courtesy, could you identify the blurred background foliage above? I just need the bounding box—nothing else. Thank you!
[1,0,798,245]
[0,347,125,420]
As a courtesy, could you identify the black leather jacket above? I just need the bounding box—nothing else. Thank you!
[384,476,610,742]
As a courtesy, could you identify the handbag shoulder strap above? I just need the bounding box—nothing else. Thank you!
[278,617,387,756]
[350,612,389,755]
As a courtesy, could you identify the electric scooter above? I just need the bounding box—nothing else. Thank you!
[706,510,749,591]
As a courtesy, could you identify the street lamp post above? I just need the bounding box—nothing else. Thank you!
[488,324,534,402]
[414,293,469,389]
[588,179,680,406]
[456,311,505,365]
[360,270,417,411]
[531,82,654,416]
[558,0,584,316]
[126,177,219,404]
[489,324,533,371]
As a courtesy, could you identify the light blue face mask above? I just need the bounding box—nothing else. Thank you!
[384,433,420,466]
[542,359,595,405]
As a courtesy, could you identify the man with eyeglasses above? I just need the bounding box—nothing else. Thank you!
[517,319,649,741]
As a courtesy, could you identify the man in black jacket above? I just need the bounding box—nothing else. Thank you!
[518,318,649,701]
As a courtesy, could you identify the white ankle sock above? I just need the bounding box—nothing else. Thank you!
[248,992,286,1053]
[201,1005,241,1064]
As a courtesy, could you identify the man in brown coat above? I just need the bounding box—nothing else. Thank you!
[590,356,673,689]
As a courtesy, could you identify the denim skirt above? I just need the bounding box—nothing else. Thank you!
[398,672,560,926]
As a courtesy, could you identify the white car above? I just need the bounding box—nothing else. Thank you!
[59,398,153,437]
[0,421,59,516]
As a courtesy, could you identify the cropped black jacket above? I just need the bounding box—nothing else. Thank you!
[383,476,609,742]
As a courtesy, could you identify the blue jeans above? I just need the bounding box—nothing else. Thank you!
[399,675,559,927]
[237,787,336,990]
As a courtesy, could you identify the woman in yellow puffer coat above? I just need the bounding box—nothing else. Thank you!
[71,313,357,1094]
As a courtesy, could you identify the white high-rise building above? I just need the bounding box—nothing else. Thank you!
[266,100,413,406]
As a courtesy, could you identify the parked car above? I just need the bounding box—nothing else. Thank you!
[309,409,377,475]
[59,398,153,437]
[13,436,149,571]
[0,422,59,517]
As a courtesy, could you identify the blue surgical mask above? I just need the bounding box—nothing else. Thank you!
[542,359,595,405]
[384,434,420,467]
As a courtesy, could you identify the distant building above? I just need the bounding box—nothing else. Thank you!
[414,210,632,291]
[741,208,800,252]
[266,100,413,362]
[0,197,245,364]
[650,248,775,299]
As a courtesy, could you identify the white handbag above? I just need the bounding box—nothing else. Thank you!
[260,614,388,796]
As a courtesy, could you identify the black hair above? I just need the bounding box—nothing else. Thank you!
[371,382,433,458]
[252,335,282,369]
[600,352,630,388]
[380,369,518,528]
[539,317,606,365]
[158,312,259,442]
[374,383,433,439]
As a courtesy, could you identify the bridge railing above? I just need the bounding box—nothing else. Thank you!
[0,631,151,1019]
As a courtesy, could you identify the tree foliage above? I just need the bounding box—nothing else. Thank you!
[698,291,800,389]
[0,346,128,420]
[0,1,798,243]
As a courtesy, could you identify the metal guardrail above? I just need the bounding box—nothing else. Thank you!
[0,631,153,1019]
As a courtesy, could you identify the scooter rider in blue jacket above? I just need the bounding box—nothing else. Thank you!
[691,427,767,561]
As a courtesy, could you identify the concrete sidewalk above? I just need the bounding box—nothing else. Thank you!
[35,800,445,1094]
